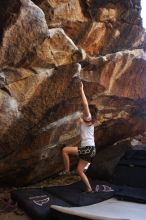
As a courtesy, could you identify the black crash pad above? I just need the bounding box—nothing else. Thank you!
[115,185,146,203]
[11,180,114,220]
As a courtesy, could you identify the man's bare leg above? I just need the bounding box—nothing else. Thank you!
[77,159,92,192]
[62,146,78,174]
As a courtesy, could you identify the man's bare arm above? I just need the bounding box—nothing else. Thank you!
[79,81,90,118]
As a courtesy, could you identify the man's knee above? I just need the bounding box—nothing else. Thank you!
[62,147,68,155]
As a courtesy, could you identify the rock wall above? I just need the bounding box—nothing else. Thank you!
[0,0,146,185]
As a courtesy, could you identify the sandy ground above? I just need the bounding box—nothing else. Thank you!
[0,175,80,220]
[0,213,31,220]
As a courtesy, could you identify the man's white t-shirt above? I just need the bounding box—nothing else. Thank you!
[80,115,95,147]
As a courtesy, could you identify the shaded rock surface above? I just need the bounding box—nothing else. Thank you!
[0,0,146,185]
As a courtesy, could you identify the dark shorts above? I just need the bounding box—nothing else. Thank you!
[78,146,96,163]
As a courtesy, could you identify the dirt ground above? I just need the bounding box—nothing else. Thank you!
[0,175,80,220]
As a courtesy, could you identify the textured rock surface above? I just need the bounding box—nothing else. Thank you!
[82,49,146,98]
[0,0,146,185]
[39,0,145,55]
[0,0,83,68]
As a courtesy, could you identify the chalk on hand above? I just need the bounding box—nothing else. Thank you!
[71,63,82,87]
[75,63,81,73]
[72,74,81,84]
[72,63,81,78]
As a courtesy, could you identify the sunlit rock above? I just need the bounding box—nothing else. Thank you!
[0,0,146,186]
[0,0,83,68]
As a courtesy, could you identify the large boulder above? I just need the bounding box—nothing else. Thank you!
[0,0,146,185]
[0,0,83,68]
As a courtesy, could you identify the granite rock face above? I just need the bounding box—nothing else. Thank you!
[0,0,146,185]
[39,0,145,55]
